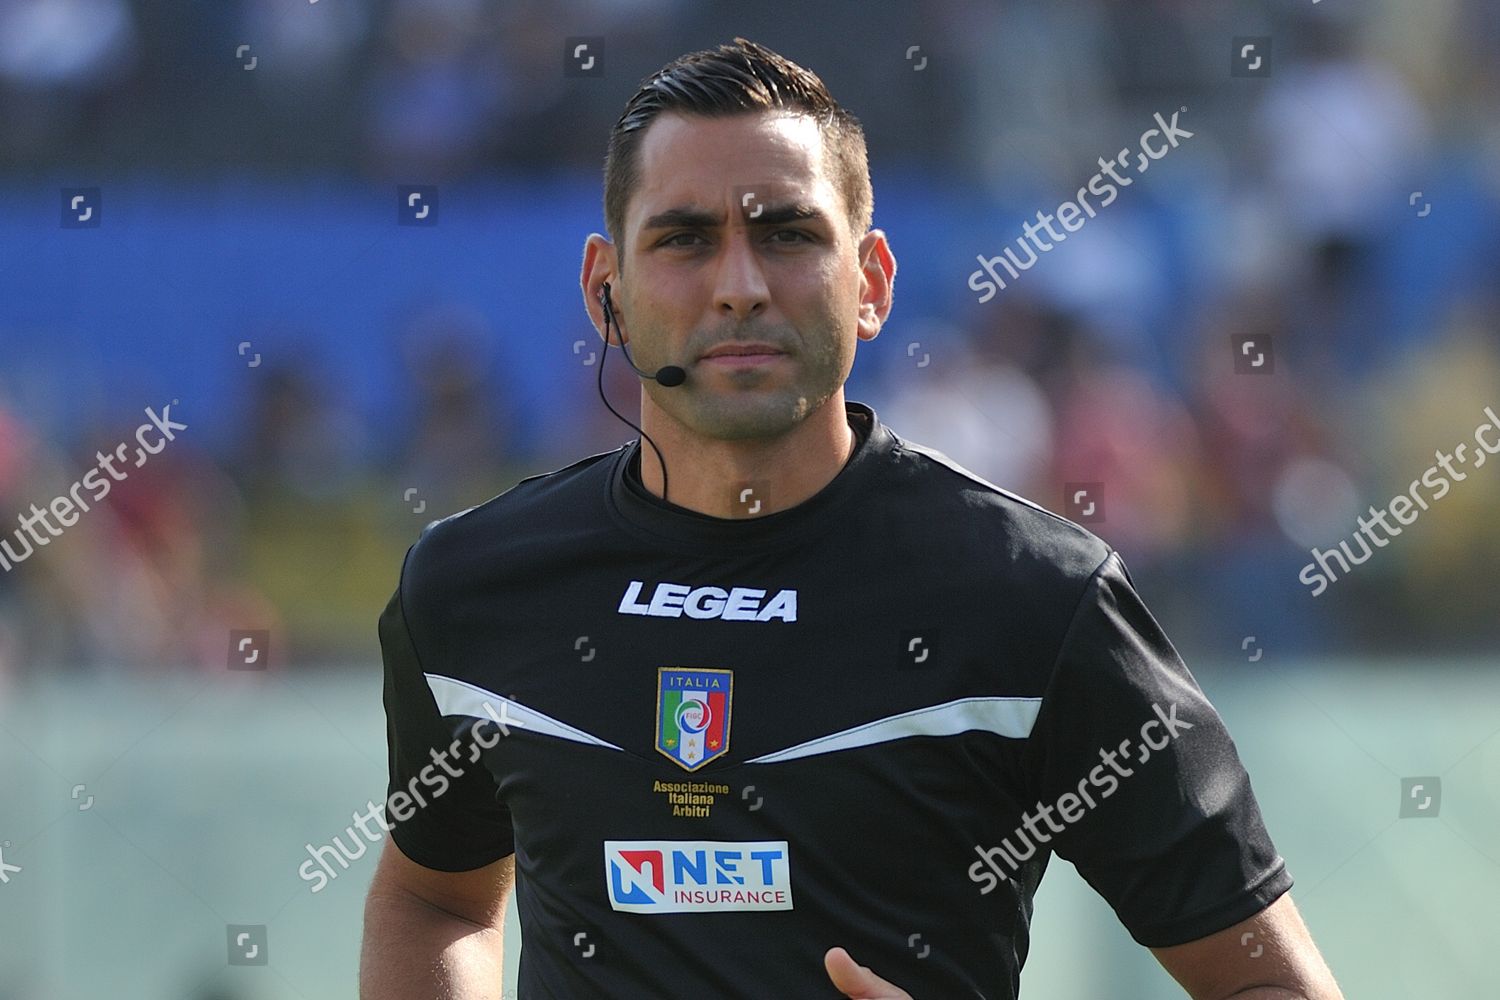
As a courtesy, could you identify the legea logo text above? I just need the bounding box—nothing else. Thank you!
[618,581,797,622]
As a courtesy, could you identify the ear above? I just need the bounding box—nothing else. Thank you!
[855,229,896,343]
[581,233,626,346]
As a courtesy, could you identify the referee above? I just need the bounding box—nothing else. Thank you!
[360,37,1344,1000]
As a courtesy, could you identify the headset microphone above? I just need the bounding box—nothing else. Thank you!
[595,280,682,502]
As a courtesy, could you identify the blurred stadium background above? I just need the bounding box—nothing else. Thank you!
[0,0,1496,997]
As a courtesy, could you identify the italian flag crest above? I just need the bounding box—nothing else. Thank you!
[656,667,733,771]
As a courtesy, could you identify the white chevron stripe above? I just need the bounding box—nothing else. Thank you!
[744,696,1041,764]
[424,673,624,752]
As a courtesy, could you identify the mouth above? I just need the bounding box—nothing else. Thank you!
[698,343,788,366]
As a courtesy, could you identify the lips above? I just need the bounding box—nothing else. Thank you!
[699,343,785,360]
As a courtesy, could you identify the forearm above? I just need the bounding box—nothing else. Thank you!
[1224,986,1342,1000]
[359,886,506,999]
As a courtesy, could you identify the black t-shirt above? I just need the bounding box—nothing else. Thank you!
[378,399,1292,999]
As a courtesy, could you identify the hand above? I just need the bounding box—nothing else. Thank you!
[823,947,914,999]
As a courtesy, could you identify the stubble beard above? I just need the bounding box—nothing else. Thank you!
[651,320,850,442]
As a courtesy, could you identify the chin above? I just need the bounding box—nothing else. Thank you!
[689,386,838,440]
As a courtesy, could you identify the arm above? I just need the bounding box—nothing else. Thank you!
[1151,892,1343,1000]
[367,536,520,997]
[359,838,515,1000]
[1024,551,1329,996]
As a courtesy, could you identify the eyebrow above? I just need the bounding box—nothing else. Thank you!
[641,202,829,231]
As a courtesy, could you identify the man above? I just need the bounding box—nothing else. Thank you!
[360,38,1344,1000]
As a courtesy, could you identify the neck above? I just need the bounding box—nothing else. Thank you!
[636,392,856,518]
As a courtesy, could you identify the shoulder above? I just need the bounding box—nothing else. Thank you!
[888,431,1115,598]
[400,446,621,611]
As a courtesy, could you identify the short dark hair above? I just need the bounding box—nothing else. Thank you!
[603,37,872,265]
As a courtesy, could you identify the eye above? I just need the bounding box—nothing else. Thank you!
[660,232,706,247]
[770,229,813,244]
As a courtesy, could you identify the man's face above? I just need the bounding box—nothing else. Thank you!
[610,111,879,442]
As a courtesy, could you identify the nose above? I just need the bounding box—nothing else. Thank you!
[713,229,770,321]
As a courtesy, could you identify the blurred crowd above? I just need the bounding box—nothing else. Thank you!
[1,0,1498,679]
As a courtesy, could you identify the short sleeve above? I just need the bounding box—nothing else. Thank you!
[1022,549,1293,947]
[378,542,515,871]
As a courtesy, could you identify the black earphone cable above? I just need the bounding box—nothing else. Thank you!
[597,283,672,504]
